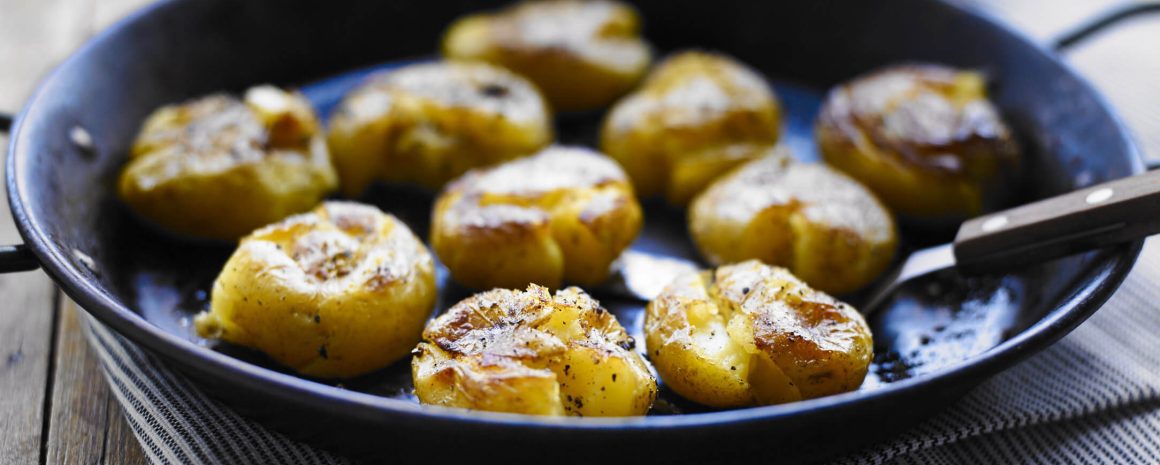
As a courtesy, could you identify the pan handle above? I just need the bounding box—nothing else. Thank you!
[1051,3,1160,52]
[0,112,41,273]
[0,245,39,272]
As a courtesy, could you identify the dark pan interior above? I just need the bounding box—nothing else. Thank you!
[110,61,1067,409]
[8,0,1141,461]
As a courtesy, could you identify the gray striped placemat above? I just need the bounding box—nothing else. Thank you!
[81,239,1160,465]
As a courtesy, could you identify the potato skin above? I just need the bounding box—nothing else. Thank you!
[689,149,896,295]
[442,0,651,112]
[118,86,337,241]
[194,202,437,379]
[326,61,553,196]
[645,260,873,408]
[412,285,656,416]
[601,51,782,205]
[816,64,1020,218]
[431,145,642,290]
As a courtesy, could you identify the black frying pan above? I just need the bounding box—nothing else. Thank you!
[1,0,1154,462]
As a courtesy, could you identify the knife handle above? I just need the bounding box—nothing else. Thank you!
[954,168,1160,274]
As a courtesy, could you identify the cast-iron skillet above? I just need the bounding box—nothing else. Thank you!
[2,0,1155,462]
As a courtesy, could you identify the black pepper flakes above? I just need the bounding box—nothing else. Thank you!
[318,345,329,359]
[479,83,510,98]
[611,373,617,382]
[314,315,321,324]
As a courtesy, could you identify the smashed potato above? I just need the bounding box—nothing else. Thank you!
[645,260,873,408]
[689,150,896,295]
[327,61,553,195]
[431,145,642,290]
[412,285,656,416]
[442,0,651,112]
[195,202,437,379]
[601,51,782,205]
[118,86,337,240]
[816,64,1020,218]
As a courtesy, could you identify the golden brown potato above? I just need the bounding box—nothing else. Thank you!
[118,86,337,241]
[327,61,553,196]
[644,260,873,408]
[816,64,1020,218]
[412,285,656,416]
[601,51,782,205]
[442,0,651,112]
[689,149,896,295]
[431,145,642,290]
[194,201,437,379]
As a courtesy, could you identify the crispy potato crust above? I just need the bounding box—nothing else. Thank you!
[195,201,437,379]
[442,0,651,112]
[689,149,896,294]
[413,285,657,416]
[327,61,553,195]
[816,64,1020,218]
[601,50,782,205]
[431,145,642,290]
[645,260,873,408]
[118,86,337,240]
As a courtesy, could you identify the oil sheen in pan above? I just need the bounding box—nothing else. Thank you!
[121,59,1029,415]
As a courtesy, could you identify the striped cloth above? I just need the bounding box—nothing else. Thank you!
[84,315,349,465]
[81,239,1160,465]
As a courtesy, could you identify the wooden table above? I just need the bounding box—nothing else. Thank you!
[0,1,1156,464]
[1,1,154,463]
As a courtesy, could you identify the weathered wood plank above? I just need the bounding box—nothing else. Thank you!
[48,293,157,465]
[44,296,150,465]
[44,303,112,465]
[0,260,58,464]
[0,0,97,462]
[93,0,157,31]
[0,0,94,112]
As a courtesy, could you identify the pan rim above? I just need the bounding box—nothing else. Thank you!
[4,0,1146,432]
